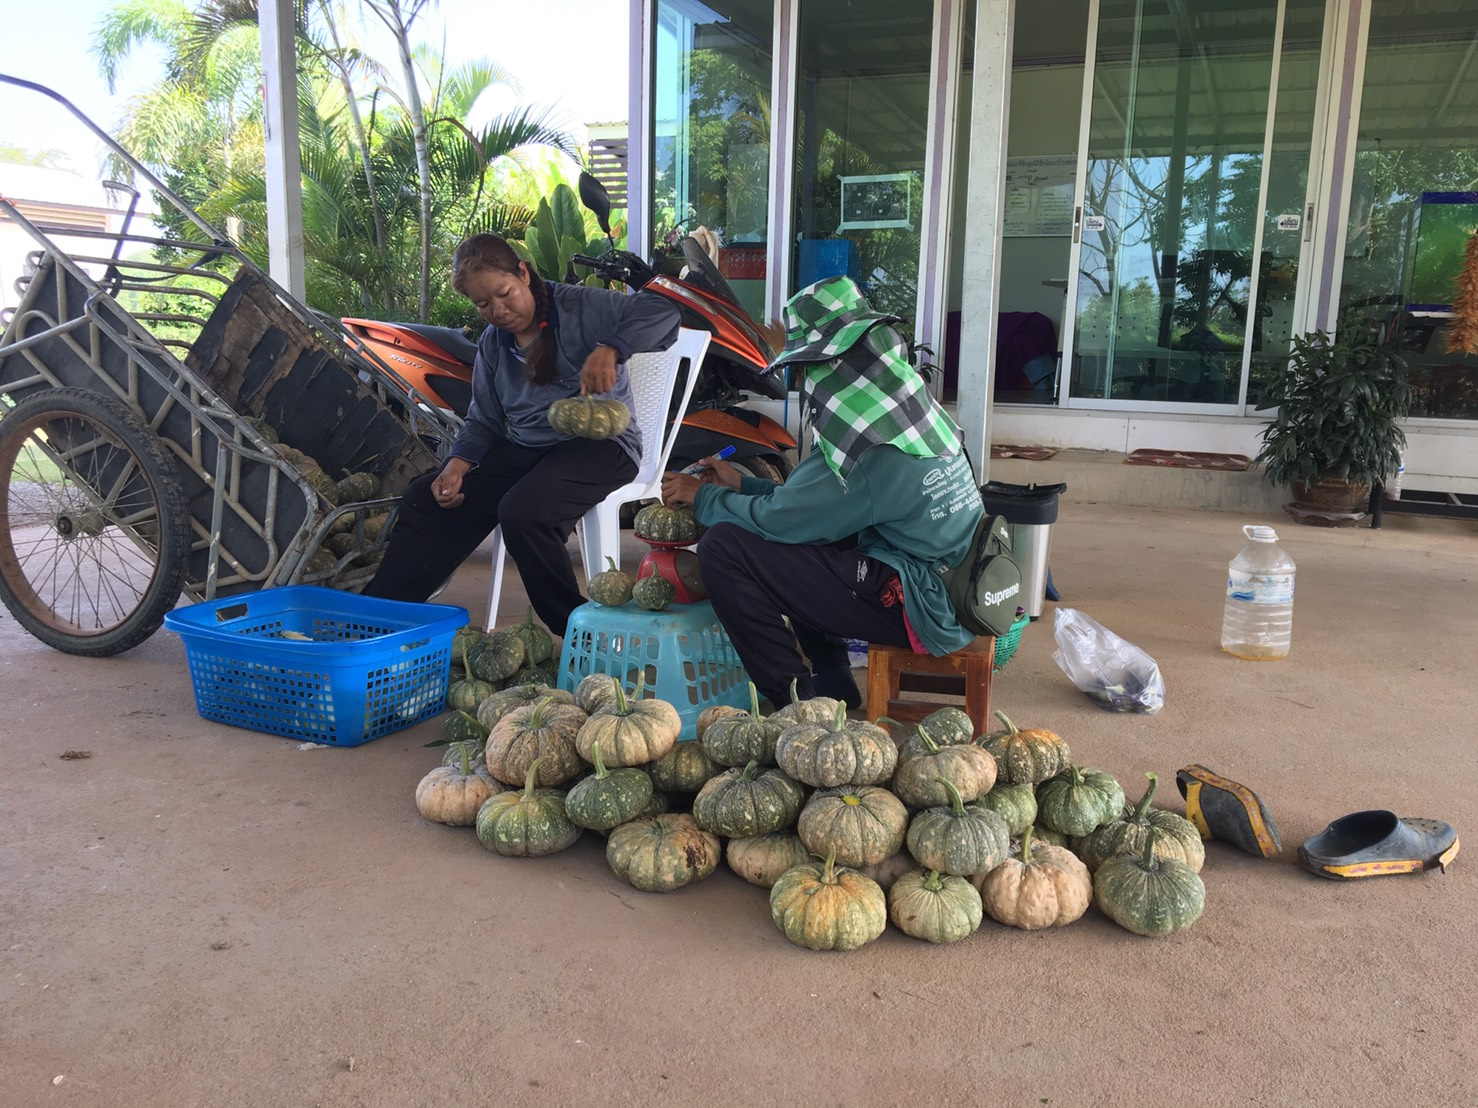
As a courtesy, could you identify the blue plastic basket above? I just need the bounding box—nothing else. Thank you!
[556,599,750,742]
[163,586,468,746]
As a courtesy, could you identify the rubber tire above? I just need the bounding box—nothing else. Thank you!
[0,388,192,655]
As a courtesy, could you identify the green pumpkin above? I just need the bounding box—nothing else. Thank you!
[769,845,887,951]
[775,702,898,788]
[1036,764,1127,837]
[905,777,1011,877]
[700,683,783,767]
[574,671,625,715]
[446,677,496,713]
[974,783,1038,838]
[641,791,670,819]
[334,471,379,503]
[768,679,841,726]
[465,629,526,684]
[692,760,806,838]
[509,606,555,666]
[889,722,998,809]
[726,833,813,888]
[587,556,635,606]
[476,682,572,731]
[452,626,486,673]
[1075,772,1206,874]
[441,709,488,746]
[575,676,682,767]
[484,696,589,787]
[646,740,724,794]
[887,868,984,945]
[1093,826,1206,936]
[606,813,720,893]
[797,784,909,867]
[696,703,747,740]
[631,573,676,612]
[916,706,977,747]
[440,738,485,769]
[976,709,1071,786]
[632,502,702,544]
[547,394,632,440]
[564,740,655,832]
[474,758,581,858]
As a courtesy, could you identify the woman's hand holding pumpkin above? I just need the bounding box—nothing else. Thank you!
[580,344,619,395]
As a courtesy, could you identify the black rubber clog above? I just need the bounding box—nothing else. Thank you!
[1175,764,1282,858]
[1298,810,1460,879]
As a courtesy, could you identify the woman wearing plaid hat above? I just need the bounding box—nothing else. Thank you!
[661,276,983,710]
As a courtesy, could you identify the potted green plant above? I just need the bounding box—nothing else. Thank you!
[1252,324,1412,520]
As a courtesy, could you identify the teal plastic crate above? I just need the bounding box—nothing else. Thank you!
[556,600,749,741]
[163,586,468,746]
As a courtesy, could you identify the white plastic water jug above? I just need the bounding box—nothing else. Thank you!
[1220,524,1296,661]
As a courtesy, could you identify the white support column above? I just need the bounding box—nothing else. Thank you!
[259,0,305,300]
[630,0,652,255]
[955,0,1015,481]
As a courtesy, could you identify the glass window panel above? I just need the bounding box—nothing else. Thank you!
[791,0,933,320]
[1072,0,1281,405]
[653,0,774,322]
[1339,3,1478,419]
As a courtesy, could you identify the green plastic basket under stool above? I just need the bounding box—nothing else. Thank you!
[992,613,1031,670]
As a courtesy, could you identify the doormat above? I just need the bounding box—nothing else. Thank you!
[992,445,1059,460]
[1124,448,1252,471]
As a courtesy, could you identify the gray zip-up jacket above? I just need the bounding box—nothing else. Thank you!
[450,282,680,469]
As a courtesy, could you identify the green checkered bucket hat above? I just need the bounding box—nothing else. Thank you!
[774,276,962,481]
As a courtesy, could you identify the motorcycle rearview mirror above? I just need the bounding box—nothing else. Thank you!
[577,171,613,235]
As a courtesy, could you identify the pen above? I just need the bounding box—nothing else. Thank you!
[680,445,736,476]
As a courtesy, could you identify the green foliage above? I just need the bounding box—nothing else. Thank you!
[511,183,608,286]
[1252,326,1413,488]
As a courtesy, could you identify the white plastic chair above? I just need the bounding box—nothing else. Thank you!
[484,326,711,629]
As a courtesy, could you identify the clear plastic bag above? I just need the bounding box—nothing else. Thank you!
[1051,608,1165,714]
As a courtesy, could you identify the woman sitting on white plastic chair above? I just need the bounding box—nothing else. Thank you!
[363,234,678,637]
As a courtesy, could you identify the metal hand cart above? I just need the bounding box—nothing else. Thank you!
[0,74,464,656]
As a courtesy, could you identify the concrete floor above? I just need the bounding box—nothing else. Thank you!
[2,498,1476,1106]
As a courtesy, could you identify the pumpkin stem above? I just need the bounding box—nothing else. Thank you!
[914,723,941,754]
[936,775,966,815]
[589,739,609,779]
[610,676,630,715]
[604,556,619,572]
[747,681,761,720]
[740,758,760,782]
[1131,771,1159,823]
[923,869,945,893]
[529,695,555,726]
[992,709,1020,736]
[1139,824,1163,870]
[831,701,848,731]
[1069,763,1085,786]
[788,677,803,707]
[1020,823,1035,859]
[820,843,840,884]
[458,742,472,777]
[523,756,545,796]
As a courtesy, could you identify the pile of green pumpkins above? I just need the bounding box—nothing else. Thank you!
[444,615,561,714]
[417,667,1209,951]
[244,416,388,579]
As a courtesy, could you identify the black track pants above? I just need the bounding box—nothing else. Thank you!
[697,522,911,706]
[363,438,636,637]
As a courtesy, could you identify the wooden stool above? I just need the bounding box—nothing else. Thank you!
[865,638,994,737]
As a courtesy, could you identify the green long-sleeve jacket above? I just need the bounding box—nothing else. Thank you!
[692,445,983,656]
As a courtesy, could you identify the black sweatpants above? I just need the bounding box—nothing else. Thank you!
[363,438,636,637]
[697,522,911,707]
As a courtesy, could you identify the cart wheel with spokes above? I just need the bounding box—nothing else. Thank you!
[0,387,193,655]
